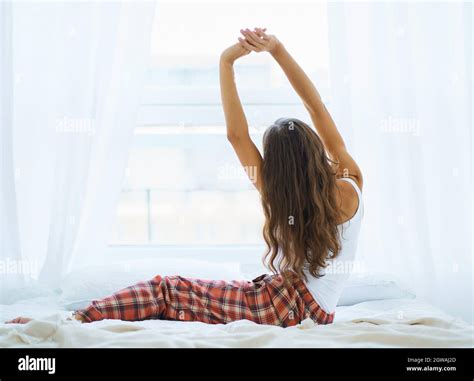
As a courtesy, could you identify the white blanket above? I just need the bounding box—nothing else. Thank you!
[0,297,472,348]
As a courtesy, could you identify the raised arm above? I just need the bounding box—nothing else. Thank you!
[220,43,263,191]
[239,29,363,188]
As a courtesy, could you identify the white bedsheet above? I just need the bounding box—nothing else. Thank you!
[0,297,472,348]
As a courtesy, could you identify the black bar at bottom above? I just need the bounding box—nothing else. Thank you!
[0,348,472,380]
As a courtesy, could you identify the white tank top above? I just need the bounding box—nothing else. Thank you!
[304,177,364,313]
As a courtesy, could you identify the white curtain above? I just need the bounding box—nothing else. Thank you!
[327,2,472,322]
[1,1,24,297]
[1,1,155,302]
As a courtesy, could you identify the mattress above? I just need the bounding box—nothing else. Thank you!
[0,296,472,348]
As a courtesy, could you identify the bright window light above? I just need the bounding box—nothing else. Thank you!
[110,1,330,245]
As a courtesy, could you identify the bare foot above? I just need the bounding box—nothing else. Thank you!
[6,316,33,324]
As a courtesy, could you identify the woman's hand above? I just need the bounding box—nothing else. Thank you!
[238,28,281,54]
[6,316,32,324]
[220,42,251,64]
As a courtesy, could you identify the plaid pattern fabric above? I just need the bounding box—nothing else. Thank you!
[74,273,334,327]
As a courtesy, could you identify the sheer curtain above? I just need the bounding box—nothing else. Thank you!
[327,2,472,321]
[0,1,24,298]
[1,1,155,302]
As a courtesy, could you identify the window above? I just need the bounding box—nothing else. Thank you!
[109,1,330,245]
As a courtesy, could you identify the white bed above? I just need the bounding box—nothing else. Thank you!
[1,259,472,348]
[1,296,472,348]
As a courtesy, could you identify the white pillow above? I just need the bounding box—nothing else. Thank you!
[337,273,415,306]
[61,258,243,311]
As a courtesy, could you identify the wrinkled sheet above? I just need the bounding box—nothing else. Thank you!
[0,297,472,348]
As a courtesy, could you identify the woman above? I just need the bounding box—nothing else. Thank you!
[8,28,363,327]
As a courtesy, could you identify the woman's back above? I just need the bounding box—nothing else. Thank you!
[304,177,364,313]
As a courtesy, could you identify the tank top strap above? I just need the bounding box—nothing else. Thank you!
[338,177,362,199]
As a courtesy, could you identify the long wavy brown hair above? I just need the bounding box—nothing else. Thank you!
[261,117,341,281]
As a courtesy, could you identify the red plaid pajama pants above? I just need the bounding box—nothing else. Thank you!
[74,273,334,327]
